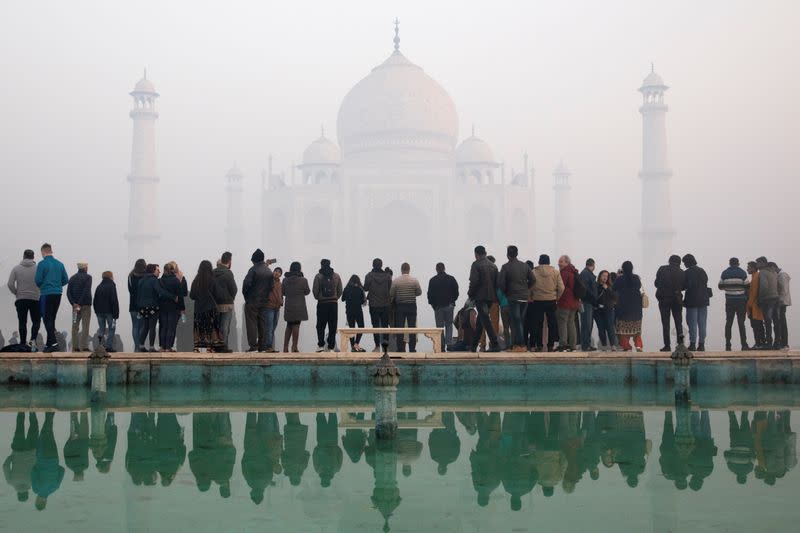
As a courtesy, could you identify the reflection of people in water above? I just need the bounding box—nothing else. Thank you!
[155,413,186,487]
[282,413,310,486]
[429,412,460,475]
[456,412,479,436]
[313,413,343,487]
[725,411,754,484]
[533,412,566,497]
[753,411,797,486]
[341,413,367,464]
[396,413,423,477]
[31,412,64,511]
[659,411,691,490]
[242,413,283,504]
[63,412,90,481]
[126,413,158,486]
[471,412,502,507]
[3,412,39,502]
[578,411,602,481]
[499,412,537,511]
[91,412,118,474]
[688,410,717,491]
[598,411,650,488]
[189,413,236,497]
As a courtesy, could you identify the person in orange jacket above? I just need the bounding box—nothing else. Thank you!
[746,261,766,348]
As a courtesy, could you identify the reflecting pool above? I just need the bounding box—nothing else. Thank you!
[2,385,800,532]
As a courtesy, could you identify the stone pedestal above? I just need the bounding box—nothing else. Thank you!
[671,343,692,404]
[89,347,109,403]
[372,346,400,440]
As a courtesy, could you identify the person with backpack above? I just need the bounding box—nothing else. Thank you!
[242,249,274,352]
[93,271,120,353]
[312,259,343,352]
[7,249,41,351]
[578,258,597,351]
[342,275,367,352]
[556,255,581,352]
[66,262,93,352]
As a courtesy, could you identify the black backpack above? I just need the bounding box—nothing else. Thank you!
[320,275,336,299]
[573,274,588,300]
[0,343,31,353]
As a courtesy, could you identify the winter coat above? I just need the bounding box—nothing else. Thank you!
[654,264,685,304]
[34,255,68,296]
[93,278,120,319]
[557,265,581,311]
[778,271,792,306]
[127,273,144,312]
[758,267,779,303]
[718,266,749,301]
[342,284,366,313]
[498,259,535,302]
[266,279,283,310]
[390,274,422,304]
[283,272,310,322]
[613,274,643,321]
[579,268,598,303]
[468,257,498,303]
[595,283,617,310]
[313,268,343,303]
[190,278,220,316]
[7,258,40,301]
[364,269,392,308]
[531,265,564,302]
[683,265,710,308]
[159,274,184,312]
[212,265,238,305]
[136,273,172,310]
[427,272,460,309]
[747,272,764,321]
[67,271,93,306]
[242,262,273,305]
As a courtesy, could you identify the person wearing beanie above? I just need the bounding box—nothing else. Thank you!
[66,262,93,352]
[654,255,686,351]
[7,249,41,351]
[682,254,711,351]
[312,259,343,352]
[719,257,750,351]
[242,248,274,351]
[529,254,564,352]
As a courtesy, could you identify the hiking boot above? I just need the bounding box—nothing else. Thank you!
[687,343,697,351]
[697,343,705,352]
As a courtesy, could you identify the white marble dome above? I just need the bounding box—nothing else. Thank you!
[456,135,496,165]
[133,77,156,94]
[302,135,341,166]
[336,50,459,157]
[641,70,666,88]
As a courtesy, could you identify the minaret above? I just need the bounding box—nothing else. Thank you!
[553,160,573,254]
[225,164,245,256]
[126,71,160,263]
[639,65,674,274]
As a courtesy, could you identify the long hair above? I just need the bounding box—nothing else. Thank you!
[348,274,362,288]
[597,270,610,285]
[130,258,146,278]
[620,261,636,287]
[191,260,215,294]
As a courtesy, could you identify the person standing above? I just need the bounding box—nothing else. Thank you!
[282,262,310,352]
[342,275,367,352]
[776,264,791,350]
[613,261,644,352]
[746,261,766,349]
[390,263,423,352]
[127,259,147,353]
[242,249,274,352]
[67,262,93,352]
[683,254,711,352]
[593,270,617,351]
[7,249,41,351]
[136,264,171,352]
[468,246,501,353]
[498,246,535,352]
[213,252,238,353]
[312,259,343,353]
[718,257,750,351]
[530,255,564,352]
[93,271,120,353]
[756,257,779,349]
[654,255,686,352]
[190,260,224,352]
[427,263,460,352]
[158,263,184,353]
[579,259,598,352]
[264,267,283,352]
[34,244,69,353]
[556,256,580,352]
[3,412,39,502]
[364,258,392,351]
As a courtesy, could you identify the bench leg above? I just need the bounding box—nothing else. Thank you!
[341,333,351,353]
[424,333,442,354]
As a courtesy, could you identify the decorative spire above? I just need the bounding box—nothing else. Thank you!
[471,124,475,137]
[651,62,654,73]
[393,18,400,52]
[144,68,147,80]
[320,124,325,138]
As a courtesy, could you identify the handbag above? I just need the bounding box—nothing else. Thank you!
[641,292,650,309]
[706,287,713,299]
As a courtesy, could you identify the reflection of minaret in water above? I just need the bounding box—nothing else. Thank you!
[371,438,401,533]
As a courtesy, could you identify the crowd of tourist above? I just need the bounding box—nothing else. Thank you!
[1,243,792,354]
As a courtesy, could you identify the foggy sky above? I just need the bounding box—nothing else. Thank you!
[0,1,798,347]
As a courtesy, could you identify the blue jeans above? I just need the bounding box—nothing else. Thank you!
[434,304,455,350]
[218,311,233,350]
[580,303,594,350]
[130,311,141,351]
[264,308,280,349]
[508,301,527,347]
[686,306,708,345]
[96,314,116,349]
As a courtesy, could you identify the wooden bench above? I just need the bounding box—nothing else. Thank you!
[337,327,445,353]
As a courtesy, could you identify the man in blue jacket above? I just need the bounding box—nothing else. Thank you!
[34,243,69,352]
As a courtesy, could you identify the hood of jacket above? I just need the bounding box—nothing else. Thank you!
[320,266,334,277]
[19,258,36,268]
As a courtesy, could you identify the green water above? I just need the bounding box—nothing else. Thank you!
[1,385,799,532]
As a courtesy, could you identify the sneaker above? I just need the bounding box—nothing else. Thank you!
[741,344,750,351]
[659,346,672,352]
[263,348,277,354]
[688,343,697,351]
[697,343,705,352]
[725,344,732,352]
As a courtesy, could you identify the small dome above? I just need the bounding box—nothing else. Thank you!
[302,135,341,166]
[641,68,666,88]
[226,164,243,179]
[133,77,156,94]
[456,135,496,165]
[554,160,570,175]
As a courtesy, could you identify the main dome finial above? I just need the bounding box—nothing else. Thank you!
[393,18,400,51]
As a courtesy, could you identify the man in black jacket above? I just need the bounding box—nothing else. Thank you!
[579,259,598,352]
[67,262,93,352]
[468,246,500,352]
[654,255,686,351]
[242,249,273,352]
[427,263,460,351]
[498,245,535,352]
[93,271,119,352]
[364,258,392,351]
[214,252,238,352]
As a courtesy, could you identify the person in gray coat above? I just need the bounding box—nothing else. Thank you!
[774,263,791,350]
[364,258,393,350]
[468,245,501,352]
[498,245,535,352]
[756,257,779,349]
[7,249,41,349]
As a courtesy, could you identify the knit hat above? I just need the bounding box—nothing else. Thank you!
[251,249,265,263]
[538,254,550,265]
[320,258,331,268]
[77,261,88,270]
[730,257,740,266]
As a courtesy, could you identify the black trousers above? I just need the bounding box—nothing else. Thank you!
[724,300,748,347]
[658,300,684,346]
[531,300,558,349]
[394,302,418,352]
[316,302,338,349]
[15,299,41,345]
[346,307,365,346]
[472,300,497,350]
[138,313,158,349]
[42,295,61,348]
[750,318,765,347]
[369,306,390,348]
[776,305,789,348]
